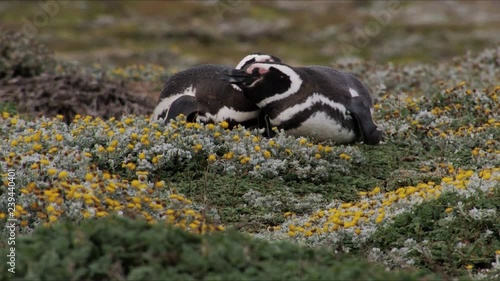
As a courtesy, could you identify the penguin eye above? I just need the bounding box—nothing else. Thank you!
[280,75,285,79]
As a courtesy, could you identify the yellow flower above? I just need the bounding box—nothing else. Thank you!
[106,185,116,193]
[108,140,118,148]
[46,205,55,213]
[315,153,321,159]
[442,177,454,183]
[262,150,271,159]
[33,143,43,151]
[445,207,453,214]
[220,121,229,129]
[232,135,240,142]
[339,153,351,160]
[85,173,94,182]
[254,145,261,152]
[194,144,203,151]
[240,156,251,164]
[124,118,133,125]
[47,168,57,176]
[139,152,146,160]
[152,156,158,164]
[375,214,384,224]
[96,211,108,218]
[57,171,68,179]
[222,152,234,160]
[127,162,136,170]
[131,180,141,188]
[207,123,215,130]
[207,154,216,162]
[155,181,165,188]
[479,170,492,180]
[82,211,92,219]
[465,264,473,270]
[10,118,18,125]
[298,138,307,145]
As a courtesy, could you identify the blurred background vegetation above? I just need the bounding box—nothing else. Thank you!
[1,0,498,70]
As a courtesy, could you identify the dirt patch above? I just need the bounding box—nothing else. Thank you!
[0,74,156,123]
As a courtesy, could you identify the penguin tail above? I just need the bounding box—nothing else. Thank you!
[349,101,383,145]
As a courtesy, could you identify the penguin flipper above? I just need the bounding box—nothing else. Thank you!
[165,95,199,123]
[348,102,383,145]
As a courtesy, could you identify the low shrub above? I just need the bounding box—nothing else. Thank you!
[0,215,442,280]
[0,30,55,79]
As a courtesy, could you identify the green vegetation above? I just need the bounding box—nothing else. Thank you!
[0,2,499,278]
[371,189,500,277]
[0,216,444,281]
[0,31,55,79]
[0,2,498,67]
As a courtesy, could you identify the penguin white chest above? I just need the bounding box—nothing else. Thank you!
[285,111,356,143]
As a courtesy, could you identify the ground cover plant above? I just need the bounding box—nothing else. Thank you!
[0,35,499,279]
[0,215,444,281]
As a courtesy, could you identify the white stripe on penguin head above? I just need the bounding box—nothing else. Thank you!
[246,63,303,108]
[236,54,277,69]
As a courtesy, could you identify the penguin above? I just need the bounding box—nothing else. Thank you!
[150,53,281,129]
[223,62,383,145]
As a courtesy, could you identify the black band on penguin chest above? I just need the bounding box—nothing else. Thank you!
[274,103,361,138]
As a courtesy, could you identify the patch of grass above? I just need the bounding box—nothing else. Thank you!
[370,188,500,277]
[0,102,17,115]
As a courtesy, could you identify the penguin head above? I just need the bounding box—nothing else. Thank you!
[235,53,282,70]
[223,62,302,106]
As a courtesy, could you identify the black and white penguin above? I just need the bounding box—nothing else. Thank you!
[223,62,383,145]
[150,53,281,129]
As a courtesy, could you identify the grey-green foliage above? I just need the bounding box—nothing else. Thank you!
[0,31,55,79]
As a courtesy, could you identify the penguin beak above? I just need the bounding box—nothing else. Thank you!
[221,69,255,86]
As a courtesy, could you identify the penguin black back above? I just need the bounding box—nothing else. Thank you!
[150,54,281,129]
